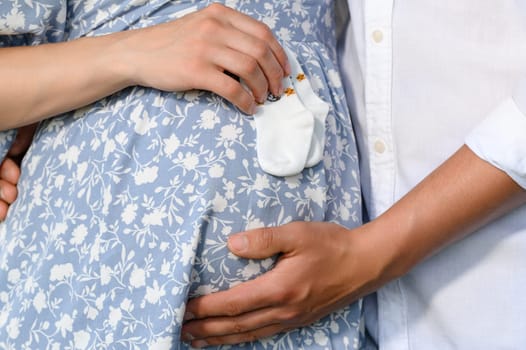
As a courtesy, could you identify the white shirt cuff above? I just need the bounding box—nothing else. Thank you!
[465,97,526,189]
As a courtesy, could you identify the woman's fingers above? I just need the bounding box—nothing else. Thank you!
[0,157,21,186]
[221,35,284,101]
[0,177,18,221]
[211,5,288,97]
[0,124,34,220]
[194,4,288,102]
[0,201,8,222]
[207,42,269,104]
[0,179,18,204]
[197,68,257,114]
[0,159,21,220]
[125,3,289,114]
[208,4,290,77]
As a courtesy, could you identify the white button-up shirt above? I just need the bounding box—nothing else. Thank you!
[339,0,526,348]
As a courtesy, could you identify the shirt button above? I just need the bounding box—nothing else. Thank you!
[372,30,384,43]
[374,140,386,154]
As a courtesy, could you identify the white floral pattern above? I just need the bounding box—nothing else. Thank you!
[0,0,363,349]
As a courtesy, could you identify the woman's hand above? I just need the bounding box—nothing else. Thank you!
[0,4,289,129]
[118,3,290,114]
[181,221,390,348]
[0,124,37,220]
[0,158,20,220]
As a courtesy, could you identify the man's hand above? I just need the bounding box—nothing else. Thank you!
[181,221,387,348]
[181,146,526,348]
[0,124,37,220]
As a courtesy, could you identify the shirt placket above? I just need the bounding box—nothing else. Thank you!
[363,2,410,350]
[363,0,396,219]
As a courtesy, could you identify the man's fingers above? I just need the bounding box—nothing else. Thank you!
[227,224,297,259]
[183,224,305,337]
[188,323,292,348]
[184,269,290,320]
[182,306,281,341]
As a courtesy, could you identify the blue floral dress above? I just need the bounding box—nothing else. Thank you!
[0,1,363,349]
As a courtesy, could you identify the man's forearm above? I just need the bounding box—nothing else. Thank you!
[370,145,526,280]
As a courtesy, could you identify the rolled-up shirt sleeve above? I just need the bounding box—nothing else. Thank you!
[465,81,526,189]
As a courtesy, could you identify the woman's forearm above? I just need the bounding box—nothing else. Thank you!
[0,34,131,129]
[370,145,526,280]
[0,4,290,130]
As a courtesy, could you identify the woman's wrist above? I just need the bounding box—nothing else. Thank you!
[92,32,137,90]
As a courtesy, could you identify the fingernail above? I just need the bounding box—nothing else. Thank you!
[193,340,209,348]
[249,102,257,115]
[229,234,248,252]
[182,332,194,342]
[183,311,195,322]
[285,61,291,75]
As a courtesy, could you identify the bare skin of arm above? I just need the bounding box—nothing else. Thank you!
[0,3,290,130]
[181,145,526,348]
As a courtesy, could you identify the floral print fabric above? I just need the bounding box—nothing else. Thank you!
[0,0,363,349]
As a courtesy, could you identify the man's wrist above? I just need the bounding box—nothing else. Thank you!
[341,219,411,300]
[360,208,420,283]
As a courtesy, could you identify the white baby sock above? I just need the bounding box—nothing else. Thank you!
[253,75,315,177]
[252,47,329,177]
[284,47,330,168]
